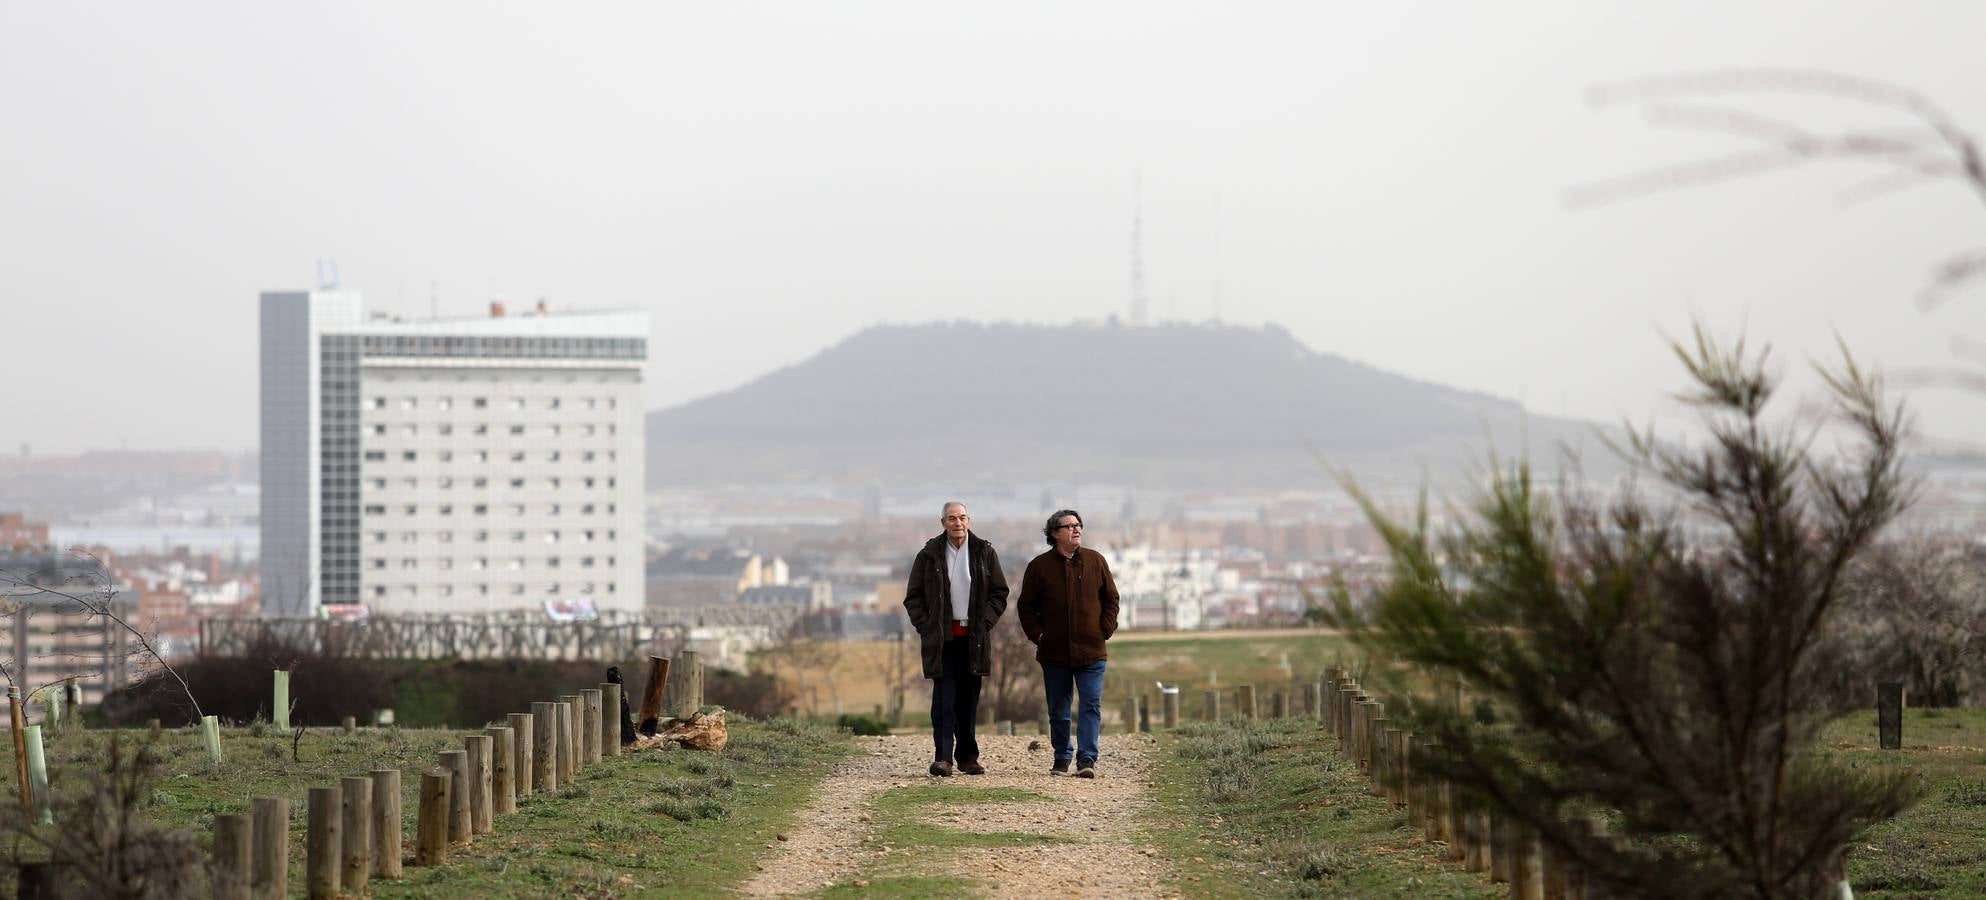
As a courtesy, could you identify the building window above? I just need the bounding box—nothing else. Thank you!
[547,451,561,462]
[402,425,417,437]
[370,531,387,542]
[369,559,386,570]
[581,504,595,515]
[372,585,387,598]
[437,398,453,411]
[401,398,416,410]
[439,451,454,462]
[439,477,454,489]
[402,504,418,515]
[547,557,561,568]
[508,425,524,436]
[582,452,596,462]
[439,424,453,436]
[509,451,525,462]
[473,504,488,515]
[509,531,525,542]
[473,451,489,463]
[439,585,454,596]
[438,531,454,543]
[477,584,490,596]
[401,559,418,570]
[546,530,560,543]
[581,557,595,568]
[580,530,594,543]
[508,558,524,571]
[508,504,526,516]
[368,397,387,410]
[371,425,387,436]
[583,477,595,489]
[364,451,385,462]
[474,530,489,542]
[370,478,387,490]
[509,478,525,488]
[401,478,417,489]
[508,398,524,411]
[364,505,386,516]
[473,424,488,436]
[473,397,488,409]
[400,532,417,543]
[401,451,416,462]
[584,398,597,410]
[473,478,488,488]
[472,558,488,570]
[439,504,454,516]
[510,583,527,595]
[438,558,453,570]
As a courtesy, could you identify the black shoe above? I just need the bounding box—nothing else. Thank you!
[929,759,954,777]
[1050,759,1071,776]
[1076,758,1097,779]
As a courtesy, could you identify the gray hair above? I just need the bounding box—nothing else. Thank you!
[940,501,968,519]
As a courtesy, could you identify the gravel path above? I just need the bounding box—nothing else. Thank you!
[741,732,1181,898]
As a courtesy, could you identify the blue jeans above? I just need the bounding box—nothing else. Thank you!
[1041,660,1106,765]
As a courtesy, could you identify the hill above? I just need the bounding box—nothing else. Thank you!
[645,321,1604,488]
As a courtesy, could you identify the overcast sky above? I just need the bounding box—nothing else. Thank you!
[4,2,1984,456]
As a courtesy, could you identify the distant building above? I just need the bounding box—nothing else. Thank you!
[0,549,137,707]
[259,291,647,617]
[0,513,48,551]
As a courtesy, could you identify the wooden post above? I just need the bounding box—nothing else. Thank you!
[415,769,450,866]
[1121,696,1138,735]
[1513,823,1545,900]
[580,689,603,765]
[305,785,342,900]
[1489,812,1513,884]
[371,768,402,879]
[1877,681,1904,750]
[340,776,371,894]
[63,676,80,731]
[487,725,516,815]
[1441,781,1464,861]
[212,812,252,900]
[680,650,703,718]
[342,716,357,735]
[1322,679,1339,734]
[1302,683,1320,718]
[598,683,622,757]
[146,718,161,734]
[556,698,578,783]
[530,702,558,793]
[1383,729,1404,805]
[1162,691,1178,729]
[1137,695,1151,733]
[1462,804,1490,873]
[272,670,290,731]
[1237,684,1257,721]
[638,655,670,734]
[251,796,290,899]
[24,726,50,825]
[1269,691,1286,719]
[10,687,28,814]
[438,749,471,844]
[507,712,535,798]
[464,735,494,835]
[1202,690,1220,722]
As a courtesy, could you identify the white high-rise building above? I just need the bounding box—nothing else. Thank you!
[260,291,648,617]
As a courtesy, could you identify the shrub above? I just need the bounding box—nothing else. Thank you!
[835,713,890,736]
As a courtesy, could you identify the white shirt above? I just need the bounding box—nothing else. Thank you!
[945,537,971,623]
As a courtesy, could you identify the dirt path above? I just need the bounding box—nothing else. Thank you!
[740,732,1181,898]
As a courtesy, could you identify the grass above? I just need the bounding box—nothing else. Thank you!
[1822,706,1986,898]
[0,715,854,898]
[1148,718,1500,899]
[1145,705,1986,898]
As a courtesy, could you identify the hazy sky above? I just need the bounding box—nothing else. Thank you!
[4,2,1984,456]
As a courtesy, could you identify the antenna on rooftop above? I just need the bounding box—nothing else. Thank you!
[314,259,341,291]
[1130,170,1148,327]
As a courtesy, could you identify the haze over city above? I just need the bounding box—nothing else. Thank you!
[5,2,1985,458]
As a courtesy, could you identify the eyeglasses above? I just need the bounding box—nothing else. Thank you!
[1054,523,1083,531]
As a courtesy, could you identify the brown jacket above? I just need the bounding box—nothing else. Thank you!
[1016,547,1119,666]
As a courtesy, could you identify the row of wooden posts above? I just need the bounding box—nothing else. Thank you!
[207,652,704,900]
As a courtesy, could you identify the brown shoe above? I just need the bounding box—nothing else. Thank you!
[928,760,954,777]
[958,761,986,775]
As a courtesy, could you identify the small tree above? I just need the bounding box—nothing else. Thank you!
[1332,328,1920,898]
[1835,538,1986,707]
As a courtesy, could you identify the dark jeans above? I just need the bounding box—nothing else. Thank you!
[930,636,982,764]
[1042,659,1107,765]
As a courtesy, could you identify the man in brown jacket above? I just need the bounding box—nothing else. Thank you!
[903,502,1009,776]
[1016,508,1119,778]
